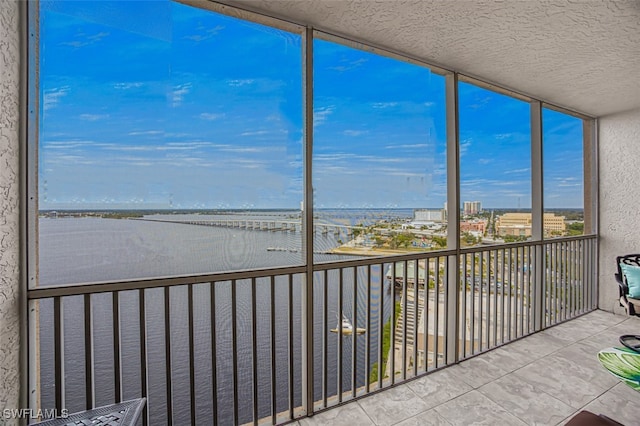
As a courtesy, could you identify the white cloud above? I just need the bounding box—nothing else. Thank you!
[79,114,109,121]
[459,139,472,156]
[372,102,398,109]
[113,82,144,90]
[385,143,428,149]
[199,112,225,121]
[43,86,70,111]
[227,79,255,87]
[172,83,192,106]
[504,168,530,174]
[313,106,334,126]
[328,58,368,72]
[343,130,368,137]
[128,130,163,136]
[183,25,225,42]
[240,130,269,137]
[494,133,514,140]
[60,31,109,48]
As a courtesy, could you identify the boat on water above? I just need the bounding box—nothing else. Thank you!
[330,314,366,335]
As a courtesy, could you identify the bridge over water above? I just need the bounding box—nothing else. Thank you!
[137,217,356,236]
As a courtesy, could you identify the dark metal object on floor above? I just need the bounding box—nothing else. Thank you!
[32,398,145,426]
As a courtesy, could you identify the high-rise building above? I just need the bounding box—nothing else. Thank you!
[463,201,482,216]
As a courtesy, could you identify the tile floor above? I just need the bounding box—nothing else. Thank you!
[297,310,640,426]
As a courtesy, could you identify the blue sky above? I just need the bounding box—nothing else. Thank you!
[39,0,584,210]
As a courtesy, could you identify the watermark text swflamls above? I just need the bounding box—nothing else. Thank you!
[2,408,69,420]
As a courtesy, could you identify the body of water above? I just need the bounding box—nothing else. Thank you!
[35,210,406,424]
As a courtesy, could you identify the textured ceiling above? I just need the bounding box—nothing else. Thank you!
[218,0,640,117]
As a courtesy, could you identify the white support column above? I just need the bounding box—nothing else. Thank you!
[583,119,598,236]
[530,101,545,331]
[0,0,22,422]
[301,26,314,417]
[445,72,460,365]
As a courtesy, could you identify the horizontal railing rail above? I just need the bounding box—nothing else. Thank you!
[28,235,597,425]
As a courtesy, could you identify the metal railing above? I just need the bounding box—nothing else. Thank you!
[27,235,597,425]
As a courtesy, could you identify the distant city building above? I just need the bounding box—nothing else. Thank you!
[496,212,566,237]
[408,209,446,228]
[460,219,487,236]
[463,201,482,216]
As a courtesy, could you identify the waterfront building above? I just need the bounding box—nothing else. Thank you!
[496,212,566,237]
[413,208,445,224]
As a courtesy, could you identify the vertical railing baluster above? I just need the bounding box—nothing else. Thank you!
[557,242,562,321]
[485,250,490,349]
[401,260,407,380]
[365,265,371,394]
[210,283,218,425]
[461,254,467,358]
[507,248,512,342]
[338,268,343,400]
[163,287,173,425]
[322,270,327,408]
[470,253,476,355]
[443,256,449,364]
[581,240,586,313]
[83,294,94,411]
[578,240,583,314]
[493,250,498,348]
[516,247,522,338]
[54,297,65,412]
[270,276,277,425]
[522,247,527,332]
[592,238,597,309]
[546,243,551,326]
[522,247,527,334]
[575,240,580,315]
[552,243,556,324]
[377,264,384,389]
[351,267,357,398]
[139,290,148,426]
[559,242,563,321]
[113,291,122,403]
[575,240,580,314]
[287,275,294,421]
[413,260,419,376]
[577,240,581,314]
[188,285,196,425]
[434,258,440,368]
[390,263,397,381]
[546,243,550,326]
[566,241,571,318]
[231,280,239,425]
[564,241,568,320]
[251,278,258,425]
[500,249,506,345]
[424,259,430,370]
[569,241,574,317]
[478,251,484,352]
[563,241,568,321]
[586,239,591,309]
[529,245,534,330]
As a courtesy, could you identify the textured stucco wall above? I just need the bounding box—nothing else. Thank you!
[0,0,21,418]
[599,108,640,314]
